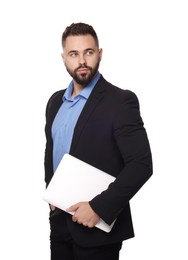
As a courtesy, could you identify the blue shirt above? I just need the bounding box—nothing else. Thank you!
[52,73,101,172]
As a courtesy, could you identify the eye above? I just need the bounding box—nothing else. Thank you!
[69,52,78,57]
[86,50,94,56]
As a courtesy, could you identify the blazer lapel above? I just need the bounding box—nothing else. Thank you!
[70,76,106,153]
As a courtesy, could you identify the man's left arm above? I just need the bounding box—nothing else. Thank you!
[89,90,153,225]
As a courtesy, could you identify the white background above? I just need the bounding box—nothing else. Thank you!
[0,0,188,259]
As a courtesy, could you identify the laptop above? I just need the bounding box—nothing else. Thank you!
[43,153,116,232]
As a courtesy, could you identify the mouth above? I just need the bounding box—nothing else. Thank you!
[77,68,89,73]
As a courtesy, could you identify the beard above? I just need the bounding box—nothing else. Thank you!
[65,59,100,86]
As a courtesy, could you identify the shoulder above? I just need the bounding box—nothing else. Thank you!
[45,89,65,117]
[100,76,139,106]
[47,89,65,104]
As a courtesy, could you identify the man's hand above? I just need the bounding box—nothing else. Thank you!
[50,204,56,211]
[66,202,100,228]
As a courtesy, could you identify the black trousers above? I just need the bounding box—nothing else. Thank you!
[50,209,122,260]
[51,239,122,260]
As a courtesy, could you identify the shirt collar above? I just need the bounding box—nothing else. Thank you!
[63,72,101,101]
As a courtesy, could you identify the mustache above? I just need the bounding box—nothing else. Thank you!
[75,64,92,71]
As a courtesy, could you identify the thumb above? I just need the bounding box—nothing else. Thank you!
[66,203,79,212]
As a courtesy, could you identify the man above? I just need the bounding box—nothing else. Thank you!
[44,22,153,260]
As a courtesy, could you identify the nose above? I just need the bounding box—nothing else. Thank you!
[79,53,86,65]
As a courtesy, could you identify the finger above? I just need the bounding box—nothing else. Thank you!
[87,222,95,228]
[72,214,78,222]
[66,203,79,212]
[50,205,56,211]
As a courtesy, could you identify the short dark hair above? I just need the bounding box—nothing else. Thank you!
[62,22,99,48]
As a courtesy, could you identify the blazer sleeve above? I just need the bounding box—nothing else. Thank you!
[44,90,64,186]
[89,90,153,225]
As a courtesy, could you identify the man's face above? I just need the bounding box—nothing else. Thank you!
[62,35,102,86]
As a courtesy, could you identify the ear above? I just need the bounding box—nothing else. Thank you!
[61,53,65,62]
[99,48,103,61]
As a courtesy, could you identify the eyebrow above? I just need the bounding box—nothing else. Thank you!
[67,48,95,55]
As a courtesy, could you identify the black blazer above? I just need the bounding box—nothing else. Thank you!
[44,75,153,247]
